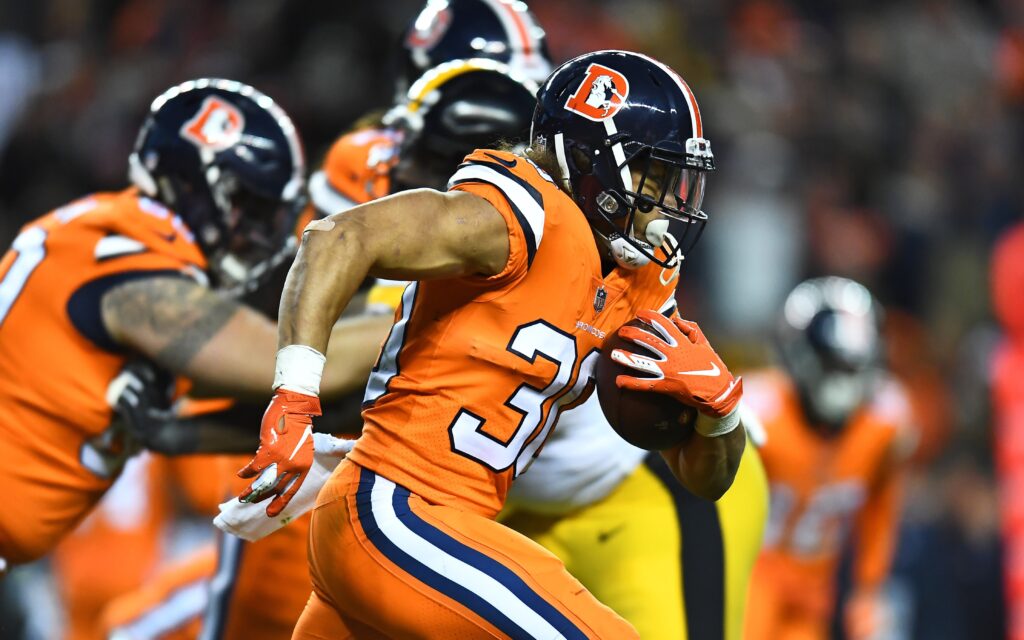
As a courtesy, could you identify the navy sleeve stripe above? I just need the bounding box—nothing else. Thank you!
[67,269,191,353]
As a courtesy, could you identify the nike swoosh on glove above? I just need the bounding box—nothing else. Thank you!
[610,309,742,418]
[237,389,321,517]
[216,433,353,541]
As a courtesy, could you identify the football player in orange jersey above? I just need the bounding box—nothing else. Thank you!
[320,57,768,640]
[243,50,748,638]
[743,277,916,640]
[0,79,391,574]
[97,59,547,640]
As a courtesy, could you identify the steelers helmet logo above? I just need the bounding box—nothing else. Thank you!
[564,63,630,122]
[180,96,245,151]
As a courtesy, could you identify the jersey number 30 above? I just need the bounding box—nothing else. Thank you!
[449,321,599,477]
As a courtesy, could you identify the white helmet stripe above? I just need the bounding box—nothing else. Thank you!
[480,0,533,54]
[553,132,571,187]
[603,117,633,194]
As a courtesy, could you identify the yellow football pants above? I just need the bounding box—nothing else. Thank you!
[502,441,768,640]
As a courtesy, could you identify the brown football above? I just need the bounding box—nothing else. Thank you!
[595,317,697,450]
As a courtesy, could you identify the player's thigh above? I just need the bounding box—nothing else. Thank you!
[310,462,637,639]
[508,462,687,640]
[292,589,384,640]
[102,546,215,640]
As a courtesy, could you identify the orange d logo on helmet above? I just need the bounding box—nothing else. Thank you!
[564,63,630,122]
[180,96,245,151]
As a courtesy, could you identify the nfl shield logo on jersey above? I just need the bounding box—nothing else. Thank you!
[594,286,607,312]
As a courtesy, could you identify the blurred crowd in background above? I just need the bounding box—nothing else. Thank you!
[0,0,1019,638]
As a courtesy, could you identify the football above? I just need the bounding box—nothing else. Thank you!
[596,318,698,450]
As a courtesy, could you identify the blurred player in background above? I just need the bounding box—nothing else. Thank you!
[743,277,916,640]
[309,0,552,218]
[248,48,746,638]
[395,0,552,96]
[991,224,1024,640]
[0,78,389,621]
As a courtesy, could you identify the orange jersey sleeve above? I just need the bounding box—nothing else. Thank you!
[309,127,402,214]
[343,149,676,518]
[0,190,206,563]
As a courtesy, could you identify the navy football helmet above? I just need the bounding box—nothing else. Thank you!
[128,79,305,293]
[400,0,551,95]
[385,58,538,191]
[777,277,884,433]
[530,50,715,270]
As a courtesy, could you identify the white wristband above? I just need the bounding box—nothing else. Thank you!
[273,345,326,396]
[696,406,741,438]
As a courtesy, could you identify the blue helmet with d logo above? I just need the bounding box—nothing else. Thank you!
[129,79,305,291]
[530,50,714,269]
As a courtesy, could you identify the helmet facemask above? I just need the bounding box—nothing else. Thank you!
[204,166,304,295]
[556,133,714,270]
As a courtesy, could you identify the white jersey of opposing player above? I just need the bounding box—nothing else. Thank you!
[507,392,646,514]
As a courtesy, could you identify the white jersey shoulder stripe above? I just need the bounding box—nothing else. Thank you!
[448,162,545,262]
[95,235,148,261]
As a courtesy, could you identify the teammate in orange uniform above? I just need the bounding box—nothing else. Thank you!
[0,78,390,573]
[52,453,172,640]
[243,50,747,638]
[743,277,916,640]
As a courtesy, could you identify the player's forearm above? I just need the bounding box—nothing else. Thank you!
[102,276,284,398]
[279,215,376,353]
[853,465,905,588]
[662,418,745,500]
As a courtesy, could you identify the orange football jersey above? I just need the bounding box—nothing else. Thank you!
[53,453,172,640]
[344,149,679,518]
[743,368,912,629]
[0,190,206,563]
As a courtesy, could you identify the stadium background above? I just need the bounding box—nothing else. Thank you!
[0,0,1015,638]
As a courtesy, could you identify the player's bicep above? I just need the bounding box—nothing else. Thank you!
[364,189,510,280]
[101,276,277,397]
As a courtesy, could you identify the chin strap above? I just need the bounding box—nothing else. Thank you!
[607,233,651,269]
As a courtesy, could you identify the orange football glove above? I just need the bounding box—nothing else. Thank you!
[611,309,742,419]
[237,389,321,517]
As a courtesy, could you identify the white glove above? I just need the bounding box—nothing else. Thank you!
[213,433,353,541]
